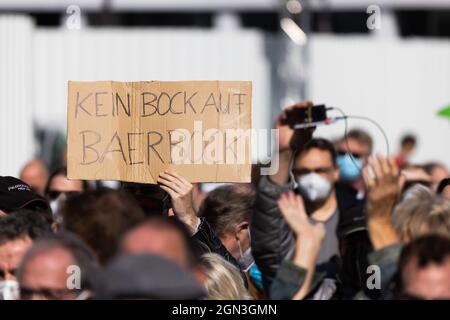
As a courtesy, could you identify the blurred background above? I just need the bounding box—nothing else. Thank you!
[0,0,449,176]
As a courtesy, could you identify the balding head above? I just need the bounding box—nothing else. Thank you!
[120,217,196,270]
[17,232,98,300]
[20,159,49,196]
[19,247,75,300]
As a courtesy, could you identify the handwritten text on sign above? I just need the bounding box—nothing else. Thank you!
[67,81,252,183]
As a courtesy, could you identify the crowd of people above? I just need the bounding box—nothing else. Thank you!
[1,101,449,300]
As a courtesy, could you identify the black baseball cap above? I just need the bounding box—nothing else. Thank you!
[0,176,49,213]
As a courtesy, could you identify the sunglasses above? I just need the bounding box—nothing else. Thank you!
[20,286,81,300]
[337,151,364,159]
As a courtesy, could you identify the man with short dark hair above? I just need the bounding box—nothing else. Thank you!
[395,235,450,300]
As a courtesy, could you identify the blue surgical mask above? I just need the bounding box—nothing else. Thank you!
[248,264,263,290]
[337,154,362,181]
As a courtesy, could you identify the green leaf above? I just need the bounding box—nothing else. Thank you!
[437,105,450,119]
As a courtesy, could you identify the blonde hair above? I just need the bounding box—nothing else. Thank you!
[200,253,252,300]
[393,185,450,240]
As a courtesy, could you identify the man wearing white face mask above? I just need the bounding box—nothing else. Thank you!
[252,101,368,298]
[293,139,340,266]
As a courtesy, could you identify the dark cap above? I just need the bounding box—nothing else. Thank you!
[0,176,49,213]
[93,254,205,300]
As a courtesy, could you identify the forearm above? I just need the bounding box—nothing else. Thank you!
[270,150,294,185]
[178,211,200,235]
[290,240,320,300]
[367,218,400,251]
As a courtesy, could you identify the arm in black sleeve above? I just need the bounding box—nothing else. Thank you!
[250,175,296,292]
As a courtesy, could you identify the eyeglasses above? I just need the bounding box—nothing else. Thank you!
[294,167,334,176]
[47,190,81,201]
[337,151,364,159]
[20,286,81,300]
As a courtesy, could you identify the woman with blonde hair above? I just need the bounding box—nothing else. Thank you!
[200,253,252,300]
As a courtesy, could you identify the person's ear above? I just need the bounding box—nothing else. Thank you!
[334,166,340,181]
[234,221,248,240]
[237,221,249,232]
[234,221,249,239]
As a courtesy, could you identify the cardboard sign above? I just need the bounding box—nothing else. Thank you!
[67,81,252,183]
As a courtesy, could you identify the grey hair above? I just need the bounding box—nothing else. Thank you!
[200,253,252,300]
[393,185,450,240]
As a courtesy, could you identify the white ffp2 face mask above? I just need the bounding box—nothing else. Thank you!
[297,173,332,202]
[0,280,19,300]
[50,193,66,214]
[50,193,67,224]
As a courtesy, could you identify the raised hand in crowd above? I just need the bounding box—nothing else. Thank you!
[277,191,325,299]
[362,155,402,250]
[157,170,199,234]
[271,101,315,185]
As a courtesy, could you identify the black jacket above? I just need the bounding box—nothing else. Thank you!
[251,175,364,295]
[192,217,247,285]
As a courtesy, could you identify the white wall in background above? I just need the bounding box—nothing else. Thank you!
[0,16,34,176]
[32,28,270,132]
[1,15,450,176]
[309,36,450,169]
[0,23,270,175]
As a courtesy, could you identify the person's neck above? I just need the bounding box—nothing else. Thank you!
[308,190,337,222]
